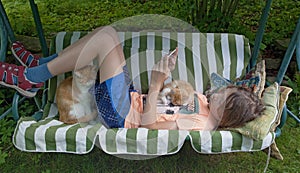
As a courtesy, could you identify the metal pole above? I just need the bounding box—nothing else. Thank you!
[0,14,7,62]
[276,17,300,85]
[0,0,15,42]
[250,0,272,70]
[29,0,48,56]
[296,27,300,71]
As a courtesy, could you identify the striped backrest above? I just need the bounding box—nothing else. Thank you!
[44,31,251,117]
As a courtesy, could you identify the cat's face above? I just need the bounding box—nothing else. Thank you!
[74,65,97,87]
[160,80,194,106]
[170,88,191,105]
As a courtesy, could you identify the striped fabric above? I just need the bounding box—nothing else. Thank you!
[13,118,274,155]
[120,32,250,93]
[13,118,100,154]
[13,31,275,155]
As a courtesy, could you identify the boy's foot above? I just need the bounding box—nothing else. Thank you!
[11,41,41,68]
[0,62,43,97]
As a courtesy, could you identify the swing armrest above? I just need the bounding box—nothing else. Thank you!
[11,93,24,121]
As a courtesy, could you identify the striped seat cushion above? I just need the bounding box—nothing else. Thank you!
[13,31,275,155]
[13,118,274,154]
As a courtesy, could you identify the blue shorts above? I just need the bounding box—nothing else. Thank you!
[93,66,133,128]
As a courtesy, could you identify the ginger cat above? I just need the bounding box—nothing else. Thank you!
[159,80,194,106]
[56,65,98,124]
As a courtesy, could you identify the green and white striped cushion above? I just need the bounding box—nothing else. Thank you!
[49,31,251,92]
[120,32,251,93]
[13,118,274,154]
[13,118,100,154]
[13,31,274,155]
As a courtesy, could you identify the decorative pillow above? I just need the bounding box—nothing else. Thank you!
[253,60,266,98]
[263,86,292,160]
[208,61,291,141]
[208,60,266,98]
[209,72,232,92]
[230,83,280,140]
[270,86,293,132]
[208,72,261,95]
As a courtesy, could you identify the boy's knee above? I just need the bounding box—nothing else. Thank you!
[103,26,117,33]
[95,26,117,35]
[94,26,119,42]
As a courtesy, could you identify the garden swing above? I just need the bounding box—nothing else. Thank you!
[1,0,299,159]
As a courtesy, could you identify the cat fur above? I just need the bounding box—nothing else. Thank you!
[159,80,194,106]
[56,65,98,124]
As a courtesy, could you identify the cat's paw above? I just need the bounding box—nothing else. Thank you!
[161,87,171,94]
[161,96,170,105]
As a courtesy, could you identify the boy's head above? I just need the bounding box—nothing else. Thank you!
[208,86,265,128]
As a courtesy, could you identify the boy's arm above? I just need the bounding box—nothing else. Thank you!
[140,48,178,129]
[140,86,178,130]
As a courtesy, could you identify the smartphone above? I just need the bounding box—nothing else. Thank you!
[167,49,177,70]
[167,49,177,58]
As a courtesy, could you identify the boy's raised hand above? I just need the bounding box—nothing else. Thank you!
[149,48,178,91]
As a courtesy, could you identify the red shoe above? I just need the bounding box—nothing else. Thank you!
[0,62,43,97]
[11,41,40,68]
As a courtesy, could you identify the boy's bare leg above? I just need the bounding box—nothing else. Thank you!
[47,26,126,82]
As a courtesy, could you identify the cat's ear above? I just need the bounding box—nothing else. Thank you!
[171,81,177,88]
[74,71,82,78]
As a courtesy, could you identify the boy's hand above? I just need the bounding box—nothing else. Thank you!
[149,48,178,91]
[168,47,178,71]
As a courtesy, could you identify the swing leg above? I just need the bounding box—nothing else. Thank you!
[293,23,300,124]
[0,0,46,121]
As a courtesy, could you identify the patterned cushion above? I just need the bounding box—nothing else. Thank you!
[252,60,266,98]
[270,86,292,132]
[209,72,261,92]
[208,60,266,97]
[265,86,292,160]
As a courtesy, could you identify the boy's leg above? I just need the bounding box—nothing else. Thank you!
[0,26,126,97]
[27,26,125,84]
[47,26,126,81]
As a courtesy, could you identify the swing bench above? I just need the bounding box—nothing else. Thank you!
[12,30,282,157]
[1,0,299,159]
